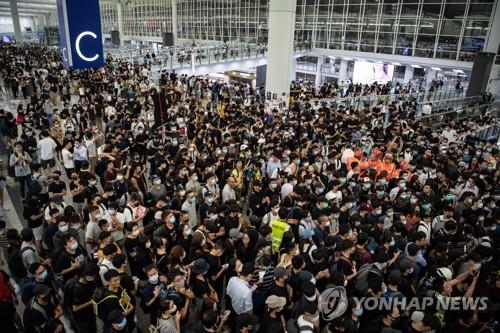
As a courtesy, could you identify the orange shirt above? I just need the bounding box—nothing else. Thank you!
[346,156,360,170]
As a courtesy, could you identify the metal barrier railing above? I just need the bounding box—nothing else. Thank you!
[306,91,476,113]
[417,102,499,128]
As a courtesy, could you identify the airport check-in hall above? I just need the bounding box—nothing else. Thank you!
[0,1,499,333]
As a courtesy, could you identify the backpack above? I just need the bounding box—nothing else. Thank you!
[0,271,13,302]
[63,275,80,309]
[92,288,119,321]
[410,221,429,235]
[7,246,33,279]
[354,263,384,295]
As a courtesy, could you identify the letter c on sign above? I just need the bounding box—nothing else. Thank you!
[75,31,99,62]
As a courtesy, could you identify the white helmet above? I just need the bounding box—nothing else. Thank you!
[436,267,452,281]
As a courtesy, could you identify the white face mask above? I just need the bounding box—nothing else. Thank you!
[149,273,159,284]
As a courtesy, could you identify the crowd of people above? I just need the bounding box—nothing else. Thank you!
[0,43,499,333]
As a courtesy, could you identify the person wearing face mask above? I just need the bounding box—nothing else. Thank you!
[199,191,217,223]
[154,210,178,249]
[153,299,182,333]
[363,307,401,333]
[85,206,103,256]
[149,176,167,203]
[142,265,165,325]
[123,193,146,228]
[181,190,200,229]
[124,222,152,280]
[23,284,63,333]
[52,219,80,252]
[69,263,99,333]
[22,263,51,305]
[53,234,85,283]
[186,172,201,193]
[47,171,67,199]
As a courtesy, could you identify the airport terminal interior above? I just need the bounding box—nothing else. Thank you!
[0,0,499,332]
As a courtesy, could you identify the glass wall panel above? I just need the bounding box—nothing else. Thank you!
[107,0,497,62]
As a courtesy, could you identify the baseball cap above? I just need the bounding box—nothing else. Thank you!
[33,284,51,297]
[411,311,425,322]
[265,295,286,309]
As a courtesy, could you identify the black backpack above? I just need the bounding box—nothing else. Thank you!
[7,246,32,279]
[63,275,80,309]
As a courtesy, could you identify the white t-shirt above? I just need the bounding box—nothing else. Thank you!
[62,148,75,169]
[38,137,58,161]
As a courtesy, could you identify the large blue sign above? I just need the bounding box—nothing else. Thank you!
[56,0,104,69]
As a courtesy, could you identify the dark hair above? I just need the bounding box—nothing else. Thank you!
[103,269,120,282]
[112,253,127,268]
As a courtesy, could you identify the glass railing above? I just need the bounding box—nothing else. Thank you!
[105,44,269,69]
[309,89,471,112]
[105,43,313,70]
[417,101,499,128]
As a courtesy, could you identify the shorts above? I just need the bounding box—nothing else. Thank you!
[41,159,55,169]
[32,225,43,241]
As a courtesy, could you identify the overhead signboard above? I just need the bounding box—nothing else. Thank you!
[57,0,104,69]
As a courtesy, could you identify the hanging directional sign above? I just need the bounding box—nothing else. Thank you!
[56,0,104,69]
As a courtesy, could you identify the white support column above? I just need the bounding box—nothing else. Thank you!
[41,14,47,28]
[404,66,414,84]
[339,59,348,83]
[10,0,22,42]
[425,69,437,88]
[315,56,324,88]
[486,0,500,95]
[172,0,178,46]
[117,2,124,46]
[265,0,296,108]
[191,52,196,75]
[291,57,297,82]
[485,0,500,54]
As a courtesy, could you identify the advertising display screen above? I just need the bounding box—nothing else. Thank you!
[352,61,394,84]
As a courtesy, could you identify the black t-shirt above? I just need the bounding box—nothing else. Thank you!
[54,248,85,282]
[48,180,66,195]
[70,181,84,203]
[191,277,210,298]
[72,280,96,320]
[269,282,289,305]
[24,197,43,228]
[99,288,124,318]
[261,313,285,333]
